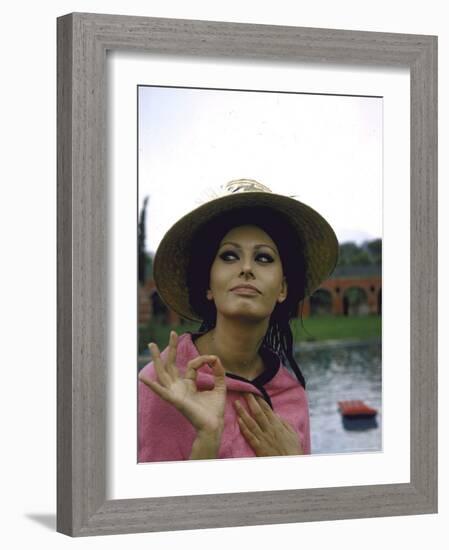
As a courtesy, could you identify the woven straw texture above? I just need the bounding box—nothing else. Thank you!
[153,190,338,321]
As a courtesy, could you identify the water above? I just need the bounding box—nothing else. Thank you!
[295,342,382,455]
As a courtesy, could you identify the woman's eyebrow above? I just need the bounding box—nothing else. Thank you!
[219,241,279,255]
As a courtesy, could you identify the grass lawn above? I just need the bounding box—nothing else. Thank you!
[292,314,381,342]
[139,315,381,354]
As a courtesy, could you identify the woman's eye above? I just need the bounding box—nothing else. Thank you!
[219,250,239,261]
[218,250,274,263]
[256,253,274,263]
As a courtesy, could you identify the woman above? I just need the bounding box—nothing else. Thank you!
[138,179,338,461]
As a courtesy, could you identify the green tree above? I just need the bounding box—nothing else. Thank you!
[364,238,382,265]
[138,197,152,284]
[337,239,382,267]
[338,242,360,266]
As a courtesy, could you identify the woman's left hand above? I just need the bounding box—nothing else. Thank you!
[234,393,304,457]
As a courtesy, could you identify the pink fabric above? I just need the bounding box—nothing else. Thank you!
[138,332,311,462]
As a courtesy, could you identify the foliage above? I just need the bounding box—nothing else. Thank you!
[337,238,382,267]
[138,196,154,283]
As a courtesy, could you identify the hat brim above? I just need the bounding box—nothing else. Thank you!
[153,192,339,321]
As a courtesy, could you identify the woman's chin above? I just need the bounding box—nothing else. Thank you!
[219,306,271,324]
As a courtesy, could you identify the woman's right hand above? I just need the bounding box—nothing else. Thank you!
[138,331,227,435]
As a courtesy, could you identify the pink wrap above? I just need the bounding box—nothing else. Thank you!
[138,332,311,462]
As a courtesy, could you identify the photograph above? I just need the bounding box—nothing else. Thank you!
[53,11,437,536]
[137,85,383,462]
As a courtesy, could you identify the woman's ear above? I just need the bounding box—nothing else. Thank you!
[277,277,288,303]
[206,288,214,301]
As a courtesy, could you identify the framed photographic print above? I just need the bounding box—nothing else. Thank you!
[134,83,384,464]
[57,12,437,536]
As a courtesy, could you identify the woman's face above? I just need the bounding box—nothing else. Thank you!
[206,225,287,322]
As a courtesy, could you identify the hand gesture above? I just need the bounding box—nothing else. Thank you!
[234,393,304,457]
[138,331,227,434]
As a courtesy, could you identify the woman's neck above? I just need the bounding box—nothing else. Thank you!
[196,316,269,380]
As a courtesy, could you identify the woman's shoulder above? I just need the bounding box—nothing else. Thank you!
[174,331,199,365]
[266,358,308,395]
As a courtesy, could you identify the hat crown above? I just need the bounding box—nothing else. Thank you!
[223,178,272,195]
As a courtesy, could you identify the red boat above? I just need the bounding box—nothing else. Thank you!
[338,400,378,418]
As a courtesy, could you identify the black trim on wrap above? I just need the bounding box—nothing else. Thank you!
[190,332,280,409]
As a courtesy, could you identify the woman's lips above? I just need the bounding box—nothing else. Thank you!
[230,285,260,295]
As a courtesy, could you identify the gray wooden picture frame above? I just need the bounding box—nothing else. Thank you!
[57,12,438,537]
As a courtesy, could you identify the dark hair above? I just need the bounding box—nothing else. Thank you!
[186,206,307,388]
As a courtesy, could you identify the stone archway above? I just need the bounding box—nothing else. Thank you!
[298,275,381,318]
[309,288,333,316]
[342,286,369,316]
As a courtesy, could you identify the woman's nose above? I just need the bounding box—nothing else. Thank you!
[239,256,255,277]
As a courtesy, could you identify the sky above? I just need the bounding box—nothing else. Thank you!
[138,86,382,254]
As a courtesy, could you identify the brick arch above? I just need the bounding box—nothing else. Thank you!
[309,288,333,316]
[138,279,156,324]
[300,275,381,318]
[138,279,181,325]
[342,285,369,316]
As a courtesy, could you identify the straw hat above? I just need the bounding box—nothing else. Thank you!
[153,179,339,321]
